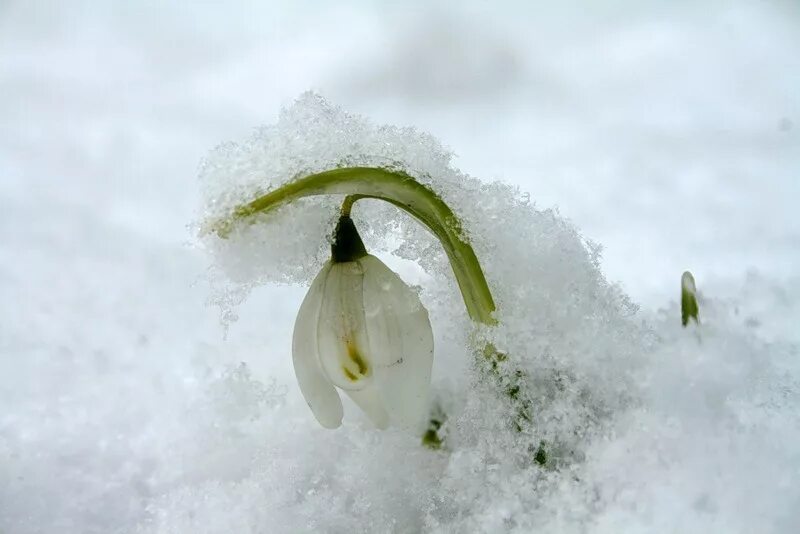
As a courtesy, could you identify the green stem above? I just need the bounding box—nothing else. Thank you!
[208,167,496,325]
[340,194,362,217]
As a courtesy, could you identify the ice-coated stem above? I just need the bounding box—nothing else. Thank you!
[209,167,497,325]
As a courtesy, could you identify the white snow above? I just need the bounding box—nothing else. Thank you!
[1,1,799,533]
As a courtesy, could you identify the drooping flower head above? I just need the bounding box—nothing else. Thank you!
[292,214,434,429]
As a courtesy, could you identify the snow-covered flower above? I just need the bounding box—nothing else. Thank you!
[292,215,434,429]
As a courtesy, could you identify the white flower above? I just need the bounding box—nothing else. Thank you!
[292,253,434,429]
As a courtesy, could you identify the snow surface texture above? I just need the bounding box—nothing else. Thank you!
[2,1,799,533]
[196,93,800,533]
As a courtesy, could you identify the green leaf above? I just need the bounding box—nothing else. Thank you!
[681,271,699,327]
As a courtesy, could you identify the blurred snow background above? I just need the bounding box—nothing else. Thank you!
[1,0,799,533]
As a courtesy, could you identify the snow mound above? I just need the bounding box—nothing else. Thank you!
[182,95,800,533]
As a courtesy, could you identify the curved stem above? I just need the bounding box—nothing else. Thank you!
[340,195,362,217]
[207,166,496,325]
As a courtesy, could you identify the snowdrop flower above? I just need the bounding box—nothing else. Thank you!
[292,215,434,429]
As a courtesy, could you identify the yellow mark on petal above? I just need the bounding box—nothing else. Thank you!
[343,367,358,381]
[342,340,369,382]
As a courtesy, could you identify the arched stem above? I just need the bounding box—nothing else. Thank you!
[339,194,362,217]
[207,167,496,325]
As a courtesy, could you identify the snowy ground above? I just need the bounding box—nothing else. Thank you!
[1,1,799,533]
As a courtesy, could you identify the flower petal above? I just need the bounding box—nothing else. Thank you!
[344,384,389,429]
[360,255,434,428]
[292,262,343,429]
[316,262,373,391]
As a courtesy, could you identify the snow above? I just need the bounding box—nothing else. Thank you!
[2,1,799,533]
